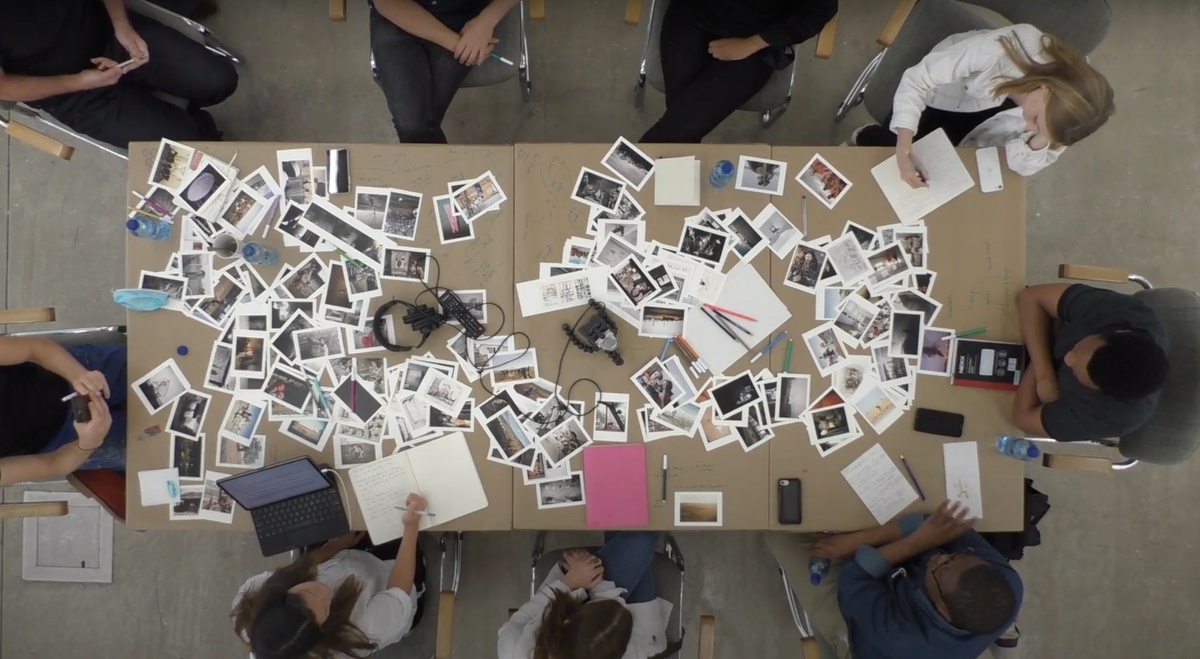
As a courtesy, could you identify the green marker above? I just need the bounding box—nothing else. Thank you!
[782,338,794,373]
[956,327,988,338]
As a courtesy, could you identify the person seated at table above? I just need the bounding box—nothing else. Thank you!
[0,337,125,485]
[499,531,673,659]
[848,24,1113,183]
[766,500,1022,659]
[640,0,838,143]
[370,0,521,143]
[0,0,238,150]
[231,494,430,658]
[1014,283,1168,442]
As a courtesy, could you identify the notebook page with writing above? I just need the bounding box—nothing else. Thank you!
[870,129,974,224]
[348,452,420,544]
[841,443,919,525]
[405,432,488,532]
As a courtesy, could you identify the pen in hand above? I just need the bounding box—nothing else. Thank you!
[394,506,436,517]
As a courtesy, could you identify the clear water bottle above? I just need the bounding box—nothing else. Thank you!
[809,555,831,586]
[709,159,735,189]
[997,435,1040,461]
[126,217,171,241]
[241,242,278,266]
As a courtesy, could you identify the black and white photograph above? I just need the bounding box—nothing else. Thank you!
[298,199,385,269]
[293,326,347,364]
[537,472,585,509]
[775,374,811,424]
[139,270,187,310]
[489,349,539,387]
[677,223,729,269]
[275,201,321,248]
[216,434,265,470]
[752,203,802,258]
[176,159,231,215]
[722,209,767,261]
[601,137,656,190]
[803,323,849,376]
[168,390,211,440]
[833,294,881,347]
[219,396,265,446]
[484,408,535,462]
[522,397,581,438]
[593,392,630,441]
[866,243,912,290]
[650,402,701,437]
[334,437,380,469]
[816,285,856,321]
[193,272,246,329]
[280,255,326,299]
[639,305,686,338]
[148,138,196,191]
[170,484,204,519]
[661,355,698,405]
[810,405,853,442]
[171,432,206,480]
[262,364,312,412]
[735,405,773,451]
[276,148,314,205]
[630,358,684,410]
[450,171,507,222]
[312,166,328,199]
[132,358,191,414]
[913,272,936,296]
[280,418,334,452]
[179,251,214,299]
[381,247,430,282]
[353,186,389,231]
[537,417,592,467]
[429,401,474,431]
[234,263,269,301]
[735,156,787,195]
[795,153,853,209]
[894,227,927,270]
[435,192,473,244]
[595,189,646,221]
[591,234,642,268]
[323,261,354,312]
[872,344,911,383]
[348,321,392,354]
[570,167,625,211]
[824,233,873,286]
[201,475,234,521]
[271,311,314,361]
[384,189,421,239]
[892,290,942,326]
[231,331,268,379]
[842,221,877,251]
[609,255,660,308]
[218,184,267,238]
[862,301,893,346]
[783,242,829,293]
[523,452,572,485]
[889,311,924,359]
[833,358,872,399]
[205,342,233,392]
[140,184,182,219]
[596,219,643,249]
[345,258,382,301]
[478,390,520,420]
[710,372,760,419]
[416,369,472,416]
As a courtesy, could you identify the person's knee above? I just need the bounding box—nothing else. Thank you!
[196,58,239,105]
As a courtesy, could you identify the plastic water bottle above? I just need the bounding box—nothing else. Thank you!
[241,242,278,266]
[809,555,831,585]
[708,159,735,189]
[997,435,1040,461]
[126,217,171,241]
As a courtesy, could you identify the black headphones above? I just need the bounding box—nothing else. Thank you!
[372,299,448,352]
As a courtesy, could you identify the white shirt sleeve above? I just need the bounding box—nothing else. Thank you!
[497,580,580,659]
[357,587,418,648]
[1004,133,1065,176]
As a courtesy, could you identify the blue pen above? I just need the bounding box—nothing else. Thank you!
[750,331,789,363]
[490,53,515,66]
[659,338,672,361]
[309,378,332,414]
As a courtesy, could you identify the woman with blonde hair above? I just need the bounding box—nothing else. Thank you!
[849,23,1114,183]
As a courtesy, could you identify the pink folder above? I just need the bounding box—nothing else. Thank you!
[584,445,649,528]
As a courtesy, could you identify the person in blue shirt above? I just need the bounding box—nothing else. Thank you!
[766,500,1022,659]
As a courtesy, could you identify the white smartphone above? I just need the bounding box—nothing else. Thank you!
[976,147,1003,193]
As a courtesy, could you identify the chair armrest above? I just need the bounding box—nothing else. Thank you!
[0,501,68,519]
[1057,264,1131,284]
[815,13,838,59]
[531,0,545,20]
[1042,453,1113,473]
[435,591,456,659]
[7,121,74,161]
[801,637,821,659]
[0,307,56,324]
[877,0,918,47]
[698,615,716,659]
[329,0,346,21]
[624,0,642,25]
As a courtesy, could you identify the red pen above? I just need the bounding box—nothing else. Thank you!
[702,303,757,323]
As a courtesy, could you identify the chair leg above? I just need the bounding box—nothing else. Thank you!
[634,74,647,109]
[835,49,886,124]
[519,1,531,103]
[761,97,790,130]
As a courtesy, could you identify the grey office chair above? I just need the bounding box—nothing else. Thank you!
[633,0,836,130]
[0,0,244,160]
[1034,265,1200,472]
[834,0,1112,123]
[524,531,717,659]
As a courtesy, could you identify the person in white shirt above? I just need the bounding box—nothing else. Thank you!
[848,24,1114,182]
[499,531,674,659]
[230,494,428,659]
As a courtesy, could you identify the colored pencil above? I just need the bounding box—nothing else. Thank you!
[782,339,794,372]
[712,309,753,335]
[703,303,757,322]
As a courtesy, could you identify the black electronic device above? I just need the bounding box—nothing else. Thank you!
[438,290,486,339]
[778,478,802,525]
[373,298,448,352]
[70,395,91,423]
[327,148,350,195]
[562,299,623,366]
[913,408,965,438]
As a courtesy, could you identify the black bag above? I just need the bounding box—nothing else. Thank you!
[981,478,1051,561]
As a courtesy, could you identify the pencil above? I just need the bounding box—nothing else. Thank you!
[707,308,750,351]
[674,335,708,372]
[899,455,927,502]
[703,304,757,323]
[661,455,668,503]
[701,307,740,345]
[659,338,672,361]
[782,338,794,373]
[712,309,753,335]
[955,327,988,339]
[750,331,788,363]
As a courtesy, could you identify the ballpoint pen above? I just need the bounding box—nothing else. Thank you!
[750,331,789,363]
[393,506,437,516]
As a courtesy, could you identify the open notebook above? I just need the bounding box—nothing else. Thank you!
[348,432,487,543]
[870,128,975,224]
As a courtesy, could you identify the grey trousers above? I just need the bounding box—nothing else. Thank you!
[765,533,853,659]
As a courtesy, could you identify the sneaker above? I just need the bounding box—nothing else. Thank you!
[841,124,874,147]
[995,623,1020,648]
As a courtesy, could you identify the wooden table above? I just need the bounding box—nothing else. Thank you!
[124,142,516,532]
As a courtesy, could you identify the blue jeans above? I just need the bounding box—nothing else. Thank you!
[40,345,128,470]
[594,531,663,605]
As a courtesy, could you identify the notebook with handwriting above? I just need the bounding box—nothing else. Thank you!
[348,431,487,543]
[584,444,649,528]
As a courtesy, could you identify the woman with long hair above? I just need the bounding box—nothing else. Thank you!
[499,532,672,659]
[849,24,1114,182]
[231,494,428,659]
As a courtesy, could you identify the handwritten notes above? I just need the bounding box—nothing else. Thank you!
[841,444,919,525]
[943,442,983,518]
[870,129,974,224]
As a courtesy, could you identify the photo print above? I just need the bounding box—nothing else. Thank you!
[216,434,265,470]
[609,255,660,308]
[484,407,535,463]
[148,139,198,191]
[803,323,849,377]
[384,189,421,240]
[293,326,347,364]
[132,358,191,414]
[795,154,853,209]
[824,233,873,286]
[381,247,430,282]
[450,171,507,223]
[537,473,586,509]
[602,137,656,190]
[344,258,382,301]
[297,199,386,270]
[219,396,266,446]
[435,193,474,244]
[677,223,729,269]
[168,390,212,441]
[889,311,924,359]
[710,371,760,419]
[176,157,233,218]
[179,251,214,299]
[639,305,686,339]
[783,243,828,293]
[312,166,328,199]
[489,349,539,387]
[675,491,723,526]
[735,156,787,195]
[721,209,768,261]
[276,148,314,205]
[537,417,592,467]
[752,203,802,258]
[775,374,811,425]
[571,167,625,212]
[205,342,233,392]
[262,364,313,412]
[353,186,390,231]
[171,432,206,481]
[593,392,631,442]
[918,327,954,376]
[630,358,684,411]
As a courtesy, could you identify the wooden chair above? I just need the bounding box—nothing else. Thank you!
[834,0,1112,123]
[0,500,70,521]
[435,531,463,659]
[632,0,838,130]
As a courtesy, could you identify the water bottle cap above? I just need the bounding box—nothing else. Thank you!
[126,219,140,231]
[810,574,822,586]
[1026,445,1041,458]
[718,160,735,175]
[176,345,189,356]
[242,243,257,257]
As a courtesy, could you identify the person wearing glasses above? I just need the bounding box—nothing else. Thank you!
[766,500,1023,658]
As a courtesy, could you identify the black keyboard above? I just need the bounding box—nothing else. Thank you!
[257,489,343,539]
[439,290,486,338]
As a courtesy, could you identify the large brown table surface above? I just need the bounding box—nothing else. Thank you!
[125,142,516,531]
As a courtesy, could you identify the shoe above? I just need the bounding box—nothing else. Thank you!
[841,124,873,147]
[995,623,1020,648]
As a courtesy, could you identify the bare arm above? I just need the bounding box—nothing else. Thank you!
[387,493,426,591]
[373,0,461,52]
[0,443,93,485]
[0,67,91,103]
[1012,359,1049,435]
[100,0,132,27]
[1017,285,1069,376]
[0,337,93,391]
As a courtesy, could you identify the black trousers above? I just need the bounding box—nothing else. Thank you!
[640,1,775,143]
[34,13,237,149]
[370,7,472,144]
[854,99,1018,147]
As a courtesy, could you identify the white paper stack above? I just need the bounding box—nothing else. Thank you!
[654,156,701,207]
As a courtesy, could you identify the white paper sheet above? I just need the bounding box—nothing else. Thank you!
[138,468,181,506]
[870,129,975,224]
[943,442,984,518]
[681,261,792,375]
[516,269,610,316]
[841,443,919,525]
[654,157,701,207]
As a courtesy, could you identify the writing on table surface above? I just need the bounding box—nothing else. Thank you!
[943,269,1013,319]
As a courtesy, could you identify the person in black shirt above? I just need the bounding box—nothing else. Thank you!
[641,0,838,143]
[1014,283,1169,442]
[0,338,126,486]
[0,0,238,149]
[371,0,521,143]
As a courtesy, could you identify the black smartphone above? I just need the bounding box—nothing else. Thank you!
[913,408,965,438]
[778,478,802,525]
[71,395,92,423]
[327,148,350,195]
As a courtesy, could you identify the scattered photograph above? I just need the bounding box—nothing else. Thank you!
[601,137,656,190]
[592,392,630,442]
[833,294,882,347]
[842,221,877,251]
[736,405,774,451]
[415,369,472,416]
[334,437,381,469]
[783,243,829,293]
[168,390,211,441]
[873,344,911,384]
[736,156,787,195]
[710,372,760,419]
[752,203,802,258]
[171,432,206,480]
[698,405,738,450]
[832,357,873,399]
[894,227,927,270]
[775,374,811,424]
[563,237,594,265]
[450,171,507,222]
[489,349,539,387]
[176,159,231,216]
[803,323,849,377]
[434,193,473,244]
[179,251,214,299]
[630,358,684,411]
[889,311,924,359]
[638,305,686,339]
[722,209,768,261]
[219,396,265,446]
[132,359,191,414]
[216,434,265,470]
[170,484,204,519]
[677,223,729,269]
[675,491,723,526]
[312,166,328,199]
[919,327,954,375]
[866,243,912,291]
[851,384,904,434]
[591,234,643,268]
[608,255,660,308]
[595,189,645,222]
[809,404,853,443]
[230,330,268,379]
[198,470,235,523]
[824,233,873,286]
[892,290,942,326]
[277,148,314,205]
[523,452,573,485]
[262,364,312,412]
[537,417,593,467]
[571,167,625,211]
[205,342,233,392]
[537,472,586,509]
[597,219,642,249]
[138,271,187,311]
[148,139,197,191]
[650,402,701,437]
[280,254,326,299]
[353,186,389,231]
[294,326,347,363]
[192,272,246,329]
[345,258,382,301]
[322,261,354,312]
[795,154,853,209]
[638,406,680,441]
[383,189,421,239]
[484,407,535,461]
[217,184,268,238]
[280,418,334,452]
[429,400,474,431]
[381,247,430,282]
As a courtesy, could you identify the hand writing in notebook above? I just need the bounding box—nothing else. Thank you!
[401,493,428,527]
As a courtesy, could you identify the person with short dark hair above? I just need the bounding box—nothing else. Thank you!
[1014,283,1168,441]
[767,500,1022,659]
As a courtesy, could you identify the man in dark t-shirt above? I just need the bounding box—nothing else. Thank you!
[1014,283,1169,442]
[0,0,237,149]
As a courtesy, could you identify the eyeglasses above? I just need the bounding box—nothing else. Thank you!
[927,550,975,621]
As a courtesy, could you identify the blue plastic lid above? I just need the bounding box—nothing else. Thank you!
[176,345,189,356]
[810,574,822,586]
[1026,445,1041,458]
[717,160,735,174]
[125,219,140,231]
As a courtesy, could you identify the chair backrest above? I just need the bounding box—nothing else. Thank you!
[965,0,1112,55]
[461,1,524,89]
[1118,288,1200,465]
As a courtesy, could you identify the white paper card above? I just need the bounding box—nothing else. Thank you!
[841,444,919,525]
[654,157,701,207]
[943,442,984,518]
[681,261,792,375]
[870,129,974,224]
[138,468,182,506]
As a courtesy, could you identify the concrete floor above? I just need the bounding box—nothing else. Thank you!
[3,0,1199,657]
